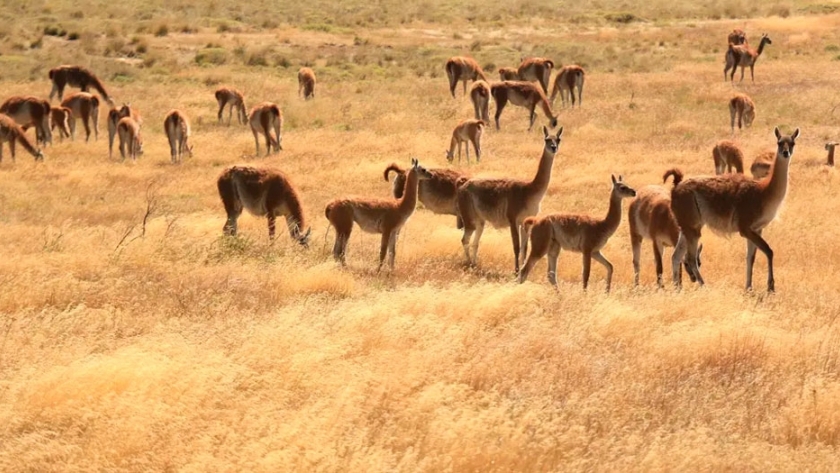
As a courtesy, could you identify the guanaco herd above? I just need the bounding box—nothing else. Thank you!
[0,27,833,294]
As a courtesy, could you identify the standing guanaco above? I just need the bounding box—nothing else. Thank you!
[446,119,484,164]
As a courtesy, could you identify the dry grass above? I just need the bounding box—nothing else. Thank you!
[2,4,840,471]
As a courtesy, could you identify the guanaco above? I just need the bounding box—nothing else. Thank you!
[60,92,99,142]
[712,140,745,174]
[457,126,563,273]
[729,94,755,134]
[825,142,837,166]
[48,65,114,106]
[550,65,585,108]
[298,67,316,100]
[518,175,636,291]
[217,165,311,245]
[249,102,283,156]
[490,81,559,131]
[0,114,44,162]
[445,56,489,98]
[107,103,141,158]
[325,158,432,270]
[750,150,775,179]
[50,106,72,142]
[728,29,747,46]
[667,127,800,292]
[116,116,143,161]
[517,57,554,94]
[498,67,519,81]
[384,163,469,228]
[446,119,484,164]
[164,109,193,164]
[215,87,247,125]
[469,80,491,122]
[0,96,52,146]
[725,33,772,82]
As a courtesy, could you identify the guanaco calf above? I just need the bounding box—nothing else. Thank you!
[0,96,52,146]
[519,175,636,291]
[445,56,489,98]
[249,102,283,156]
[725,34,772,82]
[729,94,755,134]
[385,163,469,228]
[446,119,484,164]
[668,127,800,292]
[298,67,316,100]
[326,158,432,270]
[825,142,837,166]
[217,165,311,245]
[550,65,585,108]
[60,92,99,142]
[215,87,247,125]
[50,106,72,142]
[712,140,745,174]
[0,114,44,162]
[107,104,141,158]
[517,57,554,94]
[490,81,559,131]
[116,117,143,161]
[469,80,491,122]
[164,109,193,164]
[498,67,519,81]
[750,150,775,179]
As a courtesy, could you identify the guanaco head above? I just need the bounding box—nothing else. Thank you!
[744,107,756,128]
[410,158,433,180]
[543,126,563,154]
[775,126,800,159]
[760,33,772,45]
[825,142,838,152]
[296,226,312,248]
[610,174,636,199]
[685,244,703,283]
[35,149,45,162]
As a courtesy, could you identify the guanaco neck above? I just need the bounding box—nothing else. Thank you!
[828,146,836,166]
[528,146,556,195]
[399,168,420,212]
[598,190,624,237]
[756,38,769,57]
[448,135,459,156]
[285,194,307,240]
[762,151,791,203]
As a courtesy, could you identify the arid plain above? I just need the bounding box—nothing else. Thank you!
[2,1,840,471]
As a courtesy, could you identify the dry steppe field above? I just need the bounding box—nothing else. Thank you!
[2,1,840,471]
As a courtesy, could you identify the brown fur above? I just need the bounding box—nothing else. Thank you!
[725,34,772,82]
[445,56,489,98]
[107,104,141,158]
[50,106,72,142]
[215,87,247,125]
[164,109,193,164]
[750,150,775,179]
[385,163,468,228]
[0,96,52,146]
[0,113,44,162]
[248,102,283,156]
[667,127,800,292]
[490,81,559,131]
[326,159,432,270]
[456,126,563,273]
[712,140,745,174]
[517,57,555,94]
[728,29,747,46]
[550,65,585,108]
[116,116,143,161]
[298,67,316,100]
[446,119,485,164]
[729,94,756,134]
[469,80,491,122]
[498,67,519,81]
[217,165,311,245]
[519,175,636,291]
[826,142,838,167]
[60,92,100,142]
[48,65,114,106]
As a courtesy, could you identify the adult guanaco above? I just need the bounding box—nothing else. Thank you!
[50,106,72,142]
[725,33,772,82]
[326,158,432,270]
[107,103,141,158]
[712,140,745,174]
[116,116,143,161]
[249,102,283,156]
[215,87,247,125]
[729,94,755,134]
[298,67,316,100]
[444,56,489,98]
[667,126,800,292]
[0,96,52,146]
[48,65,114,106]
[60,92,99,142]
[490,81,559,131]
[457,126,563,273]
[217,165,312,245]
[550,65,585,108]
[384,163,469,228]
[750,150,775,179]
[469,80,491,122]
[517,57,554,94]
[498,67,519,81]
[446,118,484,164]
[0,114,44,162]
[518,175,636,291]
[164,109,193,164]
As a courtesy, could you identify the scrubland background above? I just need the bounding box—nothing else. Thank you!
[2,0,840,471]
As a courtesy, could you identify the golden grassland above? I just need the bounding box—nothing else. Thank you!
[3,3,840,471]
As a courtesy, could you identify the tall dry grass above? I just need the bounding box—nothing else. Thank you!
[2,5,840,471]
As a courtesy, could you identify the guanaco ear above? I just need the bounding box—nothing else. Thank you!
[774,127,781,141]
[618,174,624,182]
[543,126,549,138]
[556,127,564,138]
[792,128,800,141]
[611,174,617,185]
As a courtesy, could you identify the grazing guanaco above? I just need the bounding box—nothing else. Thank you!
[107,103,141,158]
[750,150,775,179]
[444,56,489,98]
[628,185,702,287]
[498,67,519,81]
[518,175,636,291]
[446,118,484,164]
[50,106,72,142]
[298,67,316,100]
[517,57,554,94]
[550,65,585,108]
[668,126,800,292]
[457,126,563,273]
[60,92,99,142]
[712,140,745,174]
[164,109,193,164]
[490,81,559,131]
[48,65,114,106]
[729,94,755,134]
[215,87,247,125]
[825,142,837,166]
[728,29,747,46]
[0,114,44,162]
[725,33,772,82]
[217,165,311,245]
[0,96,52,146]
[469,80,491,122]
[249,102,283,156]
[385,163,469,228]
[325,158,432,270]
[116,116,143,161]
